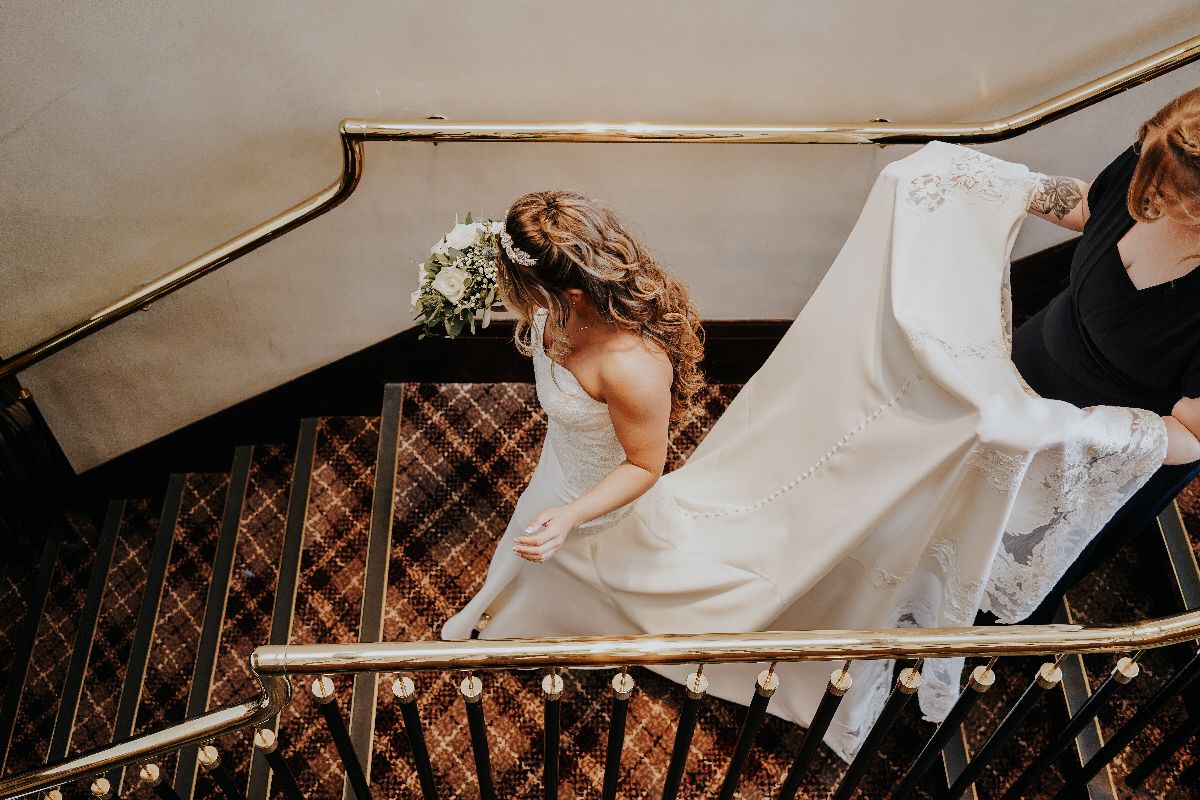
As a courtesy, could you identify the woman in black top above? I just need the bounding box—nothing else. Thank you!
[1014,86,1200,622]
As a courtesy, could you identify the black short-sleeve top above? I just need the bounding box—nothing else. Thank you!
[1019,147,1200,415]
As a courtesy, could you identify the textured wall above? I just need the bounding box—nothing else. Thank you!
[3,2,1199,469]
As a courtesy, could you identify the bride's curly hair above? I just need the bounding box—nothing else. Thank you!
[499,190,705,423]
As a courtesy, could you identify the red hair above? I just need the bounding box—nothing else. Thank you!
[1128,86,1200,224]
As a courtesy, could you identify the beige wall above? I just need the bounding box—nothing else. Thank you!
[3,2,1199,470]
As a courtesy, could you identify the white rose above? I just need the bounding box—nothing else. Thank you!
[410,288,423,312]
[431,239,449,257]
[431,266,468,304]
[445,222,480,250]
[487,220,504,233]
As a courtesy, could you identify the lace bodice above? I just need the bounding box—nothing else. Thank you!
[532,310,629,527]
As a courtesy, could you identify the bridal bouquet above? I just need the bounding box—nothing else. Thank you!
[411,213,502,338]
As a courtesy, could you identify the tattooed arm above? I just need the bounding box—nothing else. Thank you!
[1027,174,1090,232]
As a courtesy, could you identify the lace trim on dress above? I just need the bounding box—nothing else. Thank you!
[981,407,1168,622]
[969,447,1027,494]
[904,328,1010,360]
[906,148,1035,214]
[683,376,919,519]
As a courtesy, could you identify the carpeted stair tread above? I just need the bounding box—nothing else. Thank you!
[1,514,97,776]
[0,529,51,767]
[70,500,160,754]
[0,563,38,718]
[282,416,379,798]
[367,382,911,799]
[132,472,228,784]
[205,443,295,790]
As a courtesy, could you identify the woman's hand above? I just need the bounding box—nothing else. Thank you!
[513,505,581,563]
[1164,397,1200,465]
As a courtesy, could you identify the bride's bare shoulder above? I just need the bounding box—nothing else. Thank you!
[597,332,672,402]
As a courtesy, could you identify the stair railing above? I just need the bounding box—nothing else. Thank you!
[2,34,1199,380]
[2,607,1200,799]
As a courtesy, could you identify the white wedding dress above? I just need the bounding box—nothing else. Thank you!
[442,142,1168,761]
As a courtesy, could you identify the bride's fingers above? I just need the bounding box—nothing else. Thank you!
[515,530,554,547]
[514,540,559,559]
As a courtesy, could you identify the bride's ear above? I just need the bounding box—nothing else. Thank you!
[564,288,585,306]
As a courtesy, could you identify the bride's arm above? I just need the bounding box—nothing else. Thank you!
[513,346,673,563]
[1027,173,1090,232]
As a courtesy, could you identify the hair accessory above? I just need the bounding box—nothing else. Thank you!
[500,229,537,267]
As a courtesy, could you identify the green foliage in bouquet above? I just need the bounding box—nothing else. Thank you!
[411,212,502,338]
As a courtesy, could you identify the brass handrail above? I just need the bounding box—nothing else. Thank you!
[3,34,1199,380]
[3,607,1200,799]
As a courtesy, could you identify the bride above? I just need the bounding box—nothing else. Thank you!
[443,143,1179,760]
[442,188,705,637]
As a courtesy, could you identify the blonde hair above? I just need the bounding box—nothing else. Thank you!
[498,190,705,423]
[1129,86,1200,225]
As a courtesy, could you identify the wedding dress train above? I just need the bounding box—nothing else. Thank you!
[442,142,1168,761]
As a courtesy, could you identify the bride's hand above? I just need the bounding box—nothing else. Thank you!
[514,506,578,563]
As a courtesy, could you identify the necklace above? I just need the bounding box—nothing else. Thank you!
[567,301,593,337]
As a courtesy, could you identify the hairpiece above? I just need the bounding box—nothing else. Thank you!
[500,229,537,267]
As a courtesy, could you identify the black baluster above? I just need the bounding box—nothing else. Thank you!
[461,674,496,800]
[832,662,922,800]
[718,665,780,800]
[941,658,1063,800]
[254,728,304,800]
[1000,655,1140,800]
[1125,705,1200,789]
[778,662,853,800]
[603,668,636,800]
[312,676,372,800]
[198,744,249,800]
[1055,647,1200,798]
[138,763,183,800]
[543,670,564,800]
[392,676,438,800]
[663,666,709,800]
[893,660,996,800]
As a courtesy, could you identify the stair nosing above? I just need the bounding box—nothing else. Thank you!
[174,447,253,799]
[1158,501,1200,612]
[344,384,404,800]
[941,721,979,800]
[47,501,124,761]
[1058,598,1119,800]
[0,520,65,774]
[107,475,185,793]
[245,419,319,800]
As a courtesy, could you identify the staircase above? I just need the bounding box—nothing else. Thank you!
[2,380,1200,799]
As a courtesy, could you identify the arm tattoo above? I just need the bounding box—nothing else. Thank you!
[1029,175,1084,220]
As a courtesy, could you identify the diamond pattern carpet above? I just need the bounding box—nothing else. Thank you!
[5,380,1200,800]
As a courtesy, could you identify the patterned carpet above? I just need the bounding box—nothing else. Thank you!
[133,473,228,787]
[208,443,294,790]
[362,383,1200,800]
[71,500,159,754]
[5,380,1200,799]
[284,416,379,798]
[366,383,934,799]
[2,515,96,776]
